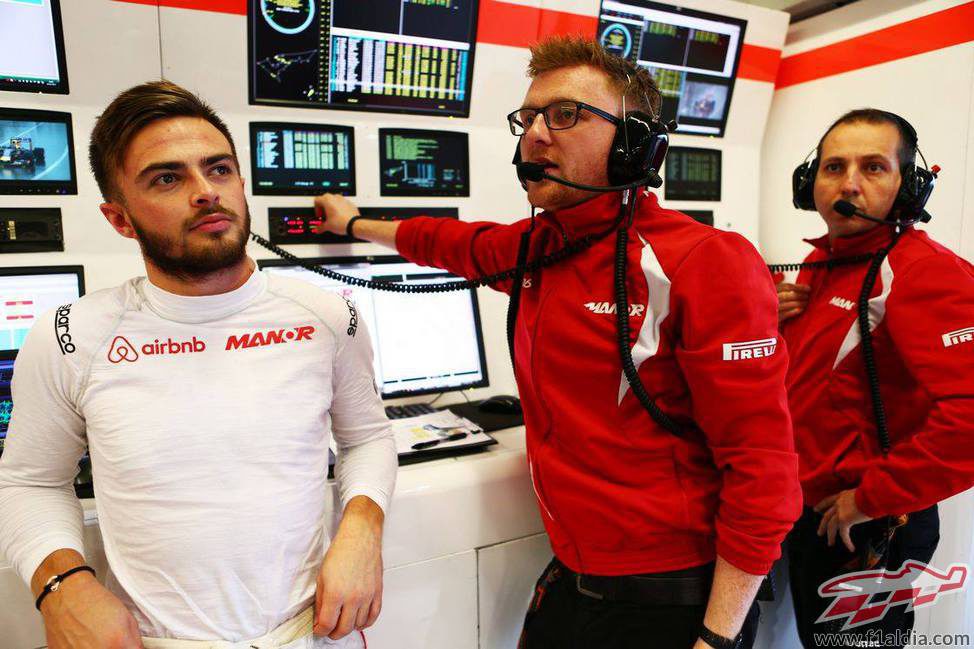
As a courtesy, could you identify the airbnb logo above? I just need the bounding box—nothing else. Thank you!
[107,336,139,363]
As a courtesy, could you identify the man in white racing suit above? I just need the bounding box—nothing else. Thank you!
[0,81,396,649]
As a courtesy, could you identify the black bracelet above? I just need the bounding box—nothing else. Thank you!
[346,215,365,238]
[699,625,740,649]
[35,565,96,611]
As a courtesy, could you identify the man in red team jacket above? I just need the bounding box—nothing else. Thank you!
[778,109,974,649]
[316,37,801,649]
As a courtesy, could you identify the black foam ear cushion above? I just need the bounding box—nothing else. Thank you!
[608,111,667,186]
[792,159,818,210]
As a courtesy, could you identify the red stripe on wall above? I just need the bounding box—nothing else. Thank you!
[115,0,246,13]
[777,1,974,89]
[738,44,780,84]
[115,0,781,82]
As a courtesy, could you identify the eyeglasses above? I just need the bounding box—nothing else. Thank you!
[507,101,620,136]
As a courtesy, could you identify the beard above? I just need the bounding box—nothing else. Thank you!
[129,204,251,281]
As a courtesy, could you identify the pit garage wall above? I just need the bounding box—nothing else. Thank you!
[759,0,974,643]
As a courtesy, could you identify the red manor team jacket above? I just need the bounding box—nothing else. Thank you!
[397,192,801,576]
[781,225,974,518]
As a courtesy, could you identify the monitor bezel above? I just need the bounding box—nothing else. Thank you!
[257,254,490,399]
[0,0,70,95]
[249,121,357,196]
[597,0,747,138]
[0,107,77,195]
[378,128,470,197]
[0,264,85,360]
[246,0,479,119]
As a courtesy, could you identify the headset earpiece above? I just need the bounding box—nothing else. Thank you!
[792,157,818,211]
[608,110,668,187]
[512,145,528,190]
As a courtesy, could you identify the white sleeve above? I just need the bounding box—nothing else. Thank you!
[0,314,87,586]
[329,311,397,515]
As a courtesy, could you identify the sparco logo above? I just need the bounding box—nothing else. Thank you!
[107,336,139,363]
[584,302,646,317]
[829,296,855,311]
[722,337,778,361]
[54,304,75,355]
[942,326,974,348]
[343,298,358,337]
[225,325,315,350]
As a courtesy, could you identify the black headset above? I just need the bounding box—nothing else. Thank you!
[791,111,937,225]
[512,106,671,190]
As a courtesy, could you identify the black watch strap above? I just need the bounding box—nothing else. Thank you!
[35,565,96,611]
[345,215,365,238]
[699,625,739,649]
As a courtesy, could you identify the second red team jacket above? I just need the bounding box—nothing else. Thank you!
[781,225,974,518]
[397,191,801,576]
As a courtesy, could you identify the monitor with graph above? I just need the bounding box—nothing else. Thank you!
[258,255,488,398]
[250,122,356,196]
[249,0,479,117]
[379,128,469,196]
[0,265,85,360]
[597,1,747,137]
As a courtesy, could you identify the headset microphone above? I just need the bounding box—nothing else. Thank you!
[513,159,658,192]
[833,199,931,227]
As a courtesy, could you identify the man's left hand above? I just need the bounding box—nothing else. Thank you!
[313,498,384,640]
[814,489,873,552]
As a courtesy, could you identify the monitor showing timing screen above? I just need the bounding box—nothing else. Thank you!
[0,0,69,95]
[379,128,469,197]
[0,265,85,360]
[664,147,721,201]
[0,107,77,195]
[250,122,356,196]
[597,0,746,137]
[249,0,479,117]
[258,255,488,398]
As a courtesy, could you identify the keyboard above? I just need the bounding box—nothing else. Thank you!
[385,403,437,419]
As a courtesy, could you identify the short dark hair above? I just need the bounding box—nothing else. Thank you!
[816,108,917,169]
[89,80,238,201]
[528,35,662,117]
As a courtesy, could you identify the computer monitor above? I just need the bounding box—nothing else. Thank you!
[0,265,85,361]
[0,0,69,95]
[682,210,714,226]
[268,206,459,245]
[250,122,356,196]
[597,1,746,137]
[664,147,721,201]
[0,358,13,452]
[258,255,488,398]
[0,107,77,195]
[248,0,479,117]
[379,129,469,197]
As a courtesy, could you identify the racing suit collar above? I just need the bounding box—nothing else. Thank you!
[140,261,266,323]
[803,223,908,257]
[539,190,661,238]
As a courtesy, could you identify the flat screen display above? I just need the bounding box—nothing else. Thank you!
[664,147,721,201]
[597,1,746,137]
[259,255,488,398]
[0,0,69,94]
[0,108,76,195]
[250,122,355,196]
[0,265,85,360]
[268,206,459,244]
[379,128,468,197]
[249,0,479,118]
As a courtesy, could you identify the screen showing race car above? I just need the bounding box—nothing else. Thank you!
[0,0,70,94]
[0,108,77,195]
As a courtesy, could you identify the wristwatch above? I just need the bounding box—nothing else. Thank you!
[699,625,740,649]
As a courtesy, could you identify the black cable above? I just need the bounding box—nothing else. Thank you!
[506,210,538,370]
[250,227,603,294]
[766,253,875,274]
[613,194,686,439]
[856,231,902,457]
